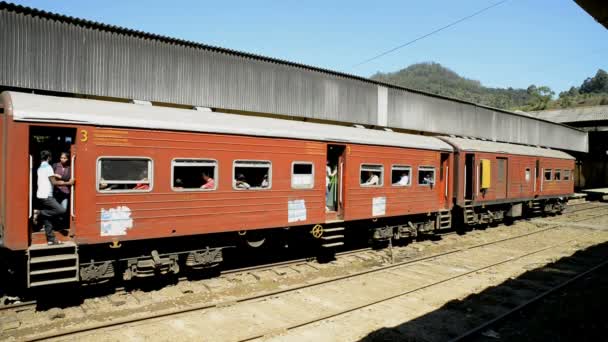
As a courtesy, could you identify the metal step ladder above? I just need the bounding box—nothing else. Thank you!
[27,241,79,287]
[530,200,544,215]
[437,210,452,229]
[463,199,476,224]
[320,227,345,248]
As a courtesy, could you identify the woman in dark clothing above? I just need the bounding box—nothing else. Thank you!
[53,152,71,210]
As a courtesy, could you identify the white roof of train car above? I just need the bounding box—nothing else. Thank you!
[439,136,575,160]
[4,91,453,152]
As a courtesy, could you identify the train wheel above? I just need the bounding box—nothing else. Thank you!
[239,230,267,248]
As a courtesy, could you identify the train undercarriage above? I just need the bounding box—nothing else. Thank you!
[1,200,568,291]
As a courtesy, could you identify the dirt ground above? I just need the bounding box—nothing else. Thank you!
[50,228,608,341]
[3,206,608,342]
[470,252,608,342]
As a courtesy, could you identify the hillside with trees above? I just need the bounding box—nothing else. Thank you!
[370,63,608,111]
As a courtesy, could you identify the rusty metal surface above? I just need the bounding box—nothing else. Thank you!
[0,2,588,152]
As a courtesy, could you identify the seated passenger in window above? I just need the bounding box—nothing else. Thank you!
[234,174,251,189]
[394,172,410,186]
[261,174,269,188]
[131,170,150,190]
[201,172,215,189]
[174,178,184,189]
[423,173,433,185]
[99,178,120,191]
[362,171,380,186]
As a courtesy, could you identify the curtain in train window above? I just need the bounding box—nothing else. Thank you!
[98,158,152,192]
[563,170,571,181]
[525,168,531,182]
[292,162,314,189]
[233,160,271,190]
[360,164,383,187]
[172,159,217,191]
[391,165,411,186]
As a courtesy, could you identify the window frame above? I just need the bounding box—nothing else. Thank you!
[359,163,384,187]
[554,169,562,181]
[418,166,436,186]
[96,156,154,193]
[544,169,553,181]
[391,164,412,187]
[291,161,315,190]
[232,159,272,190]
[171,158,218,192]
[563,169,571,181]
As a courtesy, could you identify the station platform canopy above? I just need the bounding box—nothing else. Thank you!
[0,2,588,152]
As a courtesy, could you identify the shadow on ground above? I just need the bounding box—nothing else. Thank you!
[359,240,608,342]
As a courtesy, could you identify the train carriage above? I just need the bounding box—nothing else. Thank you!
[0,91,455,287]
[440,136,575,225]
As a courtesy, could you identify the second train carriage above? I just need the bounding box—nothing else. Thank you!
[439,137,575,225]
[0,91,455,287]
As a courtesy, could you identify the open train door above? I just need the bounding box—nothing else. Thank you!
[534,159,541,195]
[438,153,450,207]
[326,144,346,221]
[69,143,77,237]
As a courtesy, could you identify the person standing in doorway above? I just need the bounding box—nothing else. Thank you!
[35,150,74,245]
[53,152,71,210]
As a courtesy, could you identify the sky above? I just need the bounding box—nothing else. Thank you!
[10,0,607,93]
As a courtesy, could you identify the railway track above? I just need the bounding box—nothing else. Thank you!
[448,258,608,342]
[8,208,608,341]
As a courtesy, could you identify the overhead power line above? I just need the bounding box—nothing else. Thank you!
[351,0,510,69]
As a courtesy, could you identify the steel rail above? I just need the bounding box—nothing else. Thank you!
[236,231,600,341]
[0,300,37,313]
[448,258,608,342]
[21,221,585,341]
[2,207,601,317]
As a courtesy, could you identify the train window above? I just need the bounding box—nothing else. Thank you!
[97,157,153,192]
[418,166,436,186]
[563,170,571,181]
[544,169,553,181]
[554,169,562,181]
[525,168,531,182]
[391,165,411,186]
[291,162,314,189]
[233,160,271,190]
[172,159,217,191]
[360,164,383,187]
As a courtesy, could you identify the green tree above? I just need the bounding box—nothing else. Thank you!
[580,69,608,94]
[526,85,554,110]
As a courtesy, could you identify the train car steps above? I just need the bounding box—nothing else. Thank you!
[27,241,79,287]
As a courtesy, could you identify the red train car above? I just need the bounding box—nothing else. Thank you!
[440,137,575,225]
[0,92,455,287]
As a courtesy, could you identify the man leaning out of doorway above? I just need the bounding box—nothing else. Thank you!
[34,150,75,245]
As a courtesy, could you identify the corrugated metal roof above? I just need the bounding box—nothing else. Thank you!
[530,105,608,123]
[3,91,453,152]
[439,136,574,160]
[0,2,589,153]
[0,1,586,125]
